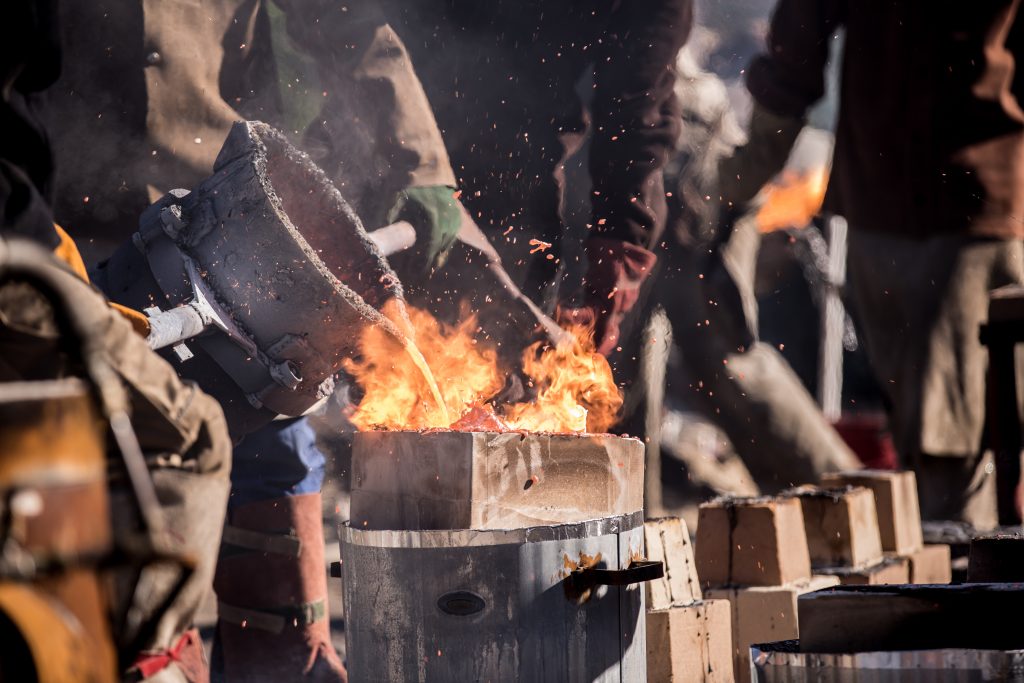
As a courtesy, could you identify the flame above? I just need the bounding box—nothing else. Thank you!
[343,302,622,434]
[343,301,503,431]
[504,327,622,433]
[756,167,828,233]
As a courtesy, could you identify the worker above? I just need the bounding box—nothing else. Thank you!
[722,0,1024,528]
[631,43,862,493]
[376,1,862,496]
[41,2,478,680]
[372,0,692,360]
[1,3,232,680]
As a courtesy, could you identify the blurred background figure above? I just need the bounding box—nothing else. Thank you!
[724,0,1024,529]
[377,0,874,512]
[625,11,861,509]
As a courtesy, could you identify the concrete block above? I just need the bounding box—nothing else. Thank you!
[645,517,701,610]
[826,556,909,585]
[785,486,883,570]
[349,431,644,530]
[707,575,839,683]
[646,600,733,683]
[695,497,811,589]
[903,544,952,584]
[821,470,923,555]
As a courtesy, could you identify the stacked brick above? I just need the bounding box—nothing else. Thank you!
[644,517,733,683]
[821,470,951,584]
[693,497,839,682]
[782,485,910,585]
[671,470,951,681]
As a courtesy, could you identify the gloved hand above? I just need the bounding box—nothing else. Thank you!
[386,185,462,275]
[556,238,657,356]
[718,102,805,209]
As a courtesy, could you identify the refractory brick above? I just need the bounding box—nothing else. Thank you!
[785,486,884,570]
[706,575,839,683]
[695,496,811,589]
[821,470,923,555]
[350,431,644,530]
[645,517,701,610]
[646,600,733,683]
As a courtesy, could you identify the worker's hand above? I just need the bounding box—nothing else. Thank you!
[386,185,462,275]
[556,238,657,356]
[718,103,805,209]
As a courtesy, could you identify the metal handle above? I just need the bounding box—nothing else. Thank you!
[366,220,417,256]
[572,559,664,588]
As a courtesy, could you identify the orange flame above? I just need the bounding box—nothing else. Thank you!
[343,301,503,431]
[504,327,622,433]
[756,167,828,233]
[343,302,622,434]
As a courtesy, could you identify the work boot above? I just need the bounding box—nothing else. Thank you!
[213,493,346,682]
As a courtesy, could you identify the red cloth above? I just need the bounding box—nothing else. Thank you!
[832,414,899,471]
[131,629,208,682]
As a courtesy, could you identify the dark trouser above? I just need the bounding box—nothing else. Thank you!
[846,230,1024,529]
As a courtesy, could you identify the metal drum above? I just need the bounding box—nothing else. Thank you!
[339,512,651,682]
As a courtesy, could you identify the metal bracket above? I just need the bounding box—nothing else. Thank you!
[570,559,664,590]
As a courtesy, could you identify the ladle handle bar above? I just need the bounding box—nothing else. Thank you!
[366,220,416,256]
[147,303,209,350]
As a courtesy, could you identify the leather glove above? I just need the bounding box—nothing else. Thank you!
[718,102,805,208]
[556,238,657,356]
[386,185,461,275]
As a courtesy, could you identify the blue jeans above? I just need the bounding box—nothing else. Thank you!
[229,417,325,508]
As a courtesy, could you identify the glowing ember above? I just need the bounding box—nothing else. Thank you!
[343,302,622,434]
[529,239,552,253]
[449,405,511,432]
[756,167,828,233]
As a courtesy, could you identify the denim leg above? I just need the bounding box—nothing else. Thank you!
[228,417,325,508]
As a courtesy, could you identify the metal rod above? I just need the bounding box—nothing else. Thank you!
[366,220,417,256]
[818,214,847,422]
[146,303,209,350]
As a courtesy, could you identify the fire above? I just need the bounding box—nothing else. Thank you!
[756,167,828,233]
[343,302,622,434]
[504,327,622,433]
[343,301,503,431]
